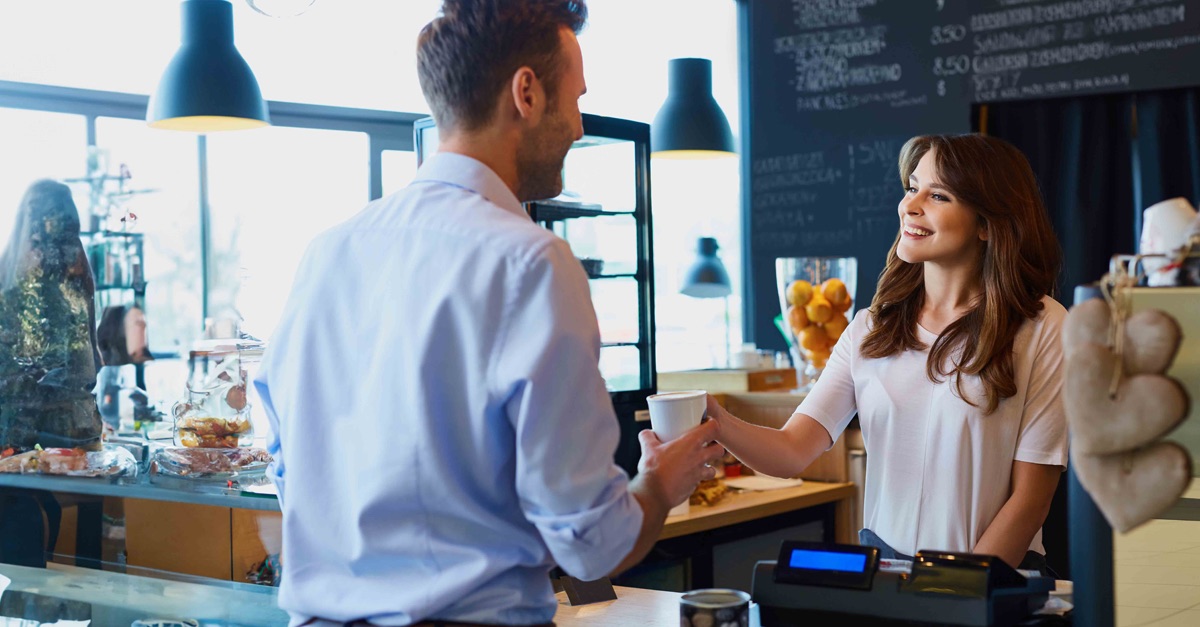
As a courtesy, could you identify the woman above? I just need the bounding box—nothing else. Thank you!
[96,304,153,366]
[712,134,1066,569]
[94,305,155,432]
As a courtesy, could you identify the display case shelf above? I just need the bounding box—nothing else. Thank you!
[593,273,639,280]
[0,472,280,512]
[528,199,633,222]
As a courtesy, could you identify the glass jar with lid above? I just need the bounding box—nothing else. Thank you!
[171,339,264,448]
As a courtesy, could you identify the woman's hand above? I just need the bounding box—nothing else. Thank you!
[705,394,731,438]
[704,395,832,479]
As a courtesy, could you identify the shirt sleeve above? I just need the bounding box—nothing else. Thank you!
[1014,305,1069,468]
[798,310,865,447]
[490,238,642,581]
[253,357,287,506]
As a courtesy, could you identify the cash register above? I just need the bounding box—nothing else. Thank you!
[752,541,1056,626]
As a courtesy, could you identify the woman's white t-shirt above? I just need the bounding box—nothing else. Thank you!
[798,296,1069,557]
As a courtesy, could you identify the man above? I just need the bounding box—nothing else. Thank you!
[254,1,722,625]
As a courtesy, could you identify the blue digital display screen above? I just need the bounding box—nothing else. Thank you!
[789,549,868,572]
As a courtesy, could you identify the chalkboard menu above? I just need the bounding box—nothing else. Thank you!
[744,0,1200,350]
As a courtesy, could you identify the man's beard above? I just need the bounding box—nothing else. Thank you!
[515,110,572,202]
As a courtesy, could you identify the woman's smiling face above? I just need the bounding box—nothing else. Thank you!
[896,149,987,266]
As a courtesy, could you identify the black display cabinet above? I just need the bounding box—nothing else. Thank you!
[415,114,656,476]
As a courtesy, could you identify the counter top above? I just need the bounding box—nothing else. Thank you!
[660,480,855,540]
[0,564,692,627]
[0,563,287,626]
[553,586,684,626]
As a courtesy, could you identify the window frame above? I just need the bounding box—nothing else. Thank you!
[0,79,421,322]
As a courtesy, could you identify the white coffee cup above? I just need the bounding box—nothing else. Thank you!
[647,390,707,441]
[646,390,708,517]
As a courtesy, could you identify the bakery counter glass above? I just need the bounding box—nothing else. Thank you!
[0,562,288,626]
[1,448,282,587]
[0,467,280,512]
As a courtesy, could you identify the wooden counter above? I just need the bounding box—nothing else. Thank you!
[660,480,855,541]
[554,586,683,626]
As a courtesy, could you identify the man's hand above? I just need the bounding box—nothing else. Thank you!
[609,420,725,577]
[636,420,725,508]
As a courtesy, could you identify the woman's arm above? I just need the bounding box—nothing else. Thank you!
[707,396,832,479]
[973,461,1061,567]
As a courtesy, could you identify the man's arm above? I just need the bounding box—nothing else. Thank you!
[252,366,286,506]
[608,422,723,577]
[494,240,720,580]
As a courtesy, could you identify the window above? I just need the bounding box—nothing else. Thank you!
[652,156,744,372]
[95,117,202,357]
[0,107,86,247]
[0,0,442,113]
[2,0,743,374]
[381,150,418,196]
[0,1,179,95]
[577,0,739,129]
[205,126,369,341]
[576,0,743,371]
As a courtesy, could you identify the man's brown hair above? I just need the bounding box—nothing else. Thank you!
[860,134,1062,414]
[417,0,588,132]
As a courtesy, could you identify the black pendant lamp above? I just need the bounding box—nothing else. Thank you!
[148,0,270,132]
[651,58,735,159]
[680,237,733,298]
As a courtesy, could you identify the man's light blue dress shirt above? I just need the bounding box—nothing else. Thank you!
[254,153,643,626]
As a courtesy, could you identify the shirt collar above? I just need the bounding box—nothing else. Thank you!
[413,152,526,218]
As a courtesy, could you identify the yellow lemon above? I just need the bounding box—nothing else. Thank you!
[821,278,849,309]
[787,305,809,334]
[800,325,829,352]
[787,280,813,307]
[824,312,849,341]
[805,294,833,324]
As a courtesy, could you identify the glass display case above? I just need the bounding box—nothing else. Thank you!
[80,230,146,315]
[415,114,656,475]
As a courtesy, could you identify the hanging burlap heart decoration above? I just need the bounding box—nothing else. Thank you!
[1073,442,1193,533]
[1062,296,1191,533]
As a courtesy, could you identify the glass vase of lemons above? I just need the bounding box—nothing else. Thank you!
[775,257,858,391]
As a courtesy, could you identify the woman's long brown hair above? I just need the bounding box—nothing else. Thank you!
[860,134,1062,413]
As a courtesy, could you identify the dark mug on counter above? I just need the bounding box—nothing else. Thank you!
[681,588,751,627]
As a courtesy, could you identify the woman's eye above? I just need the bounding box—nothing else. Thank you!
[905,186,916,194]
[932,193,949,202]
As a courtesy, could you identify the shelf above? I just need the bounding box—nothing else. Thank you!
[590,273,638,280]
[570,134,633,149]
[0,471,280,512]
[601,341,641,349]
[528,199,634,222]
[80,230,143,238]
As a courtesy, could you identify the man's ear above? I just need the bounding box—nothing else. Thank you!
[510,66,544,123]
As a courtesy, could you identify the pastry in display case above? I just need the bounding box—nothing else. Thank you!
[150,339,271,482]
[415,114,656,475]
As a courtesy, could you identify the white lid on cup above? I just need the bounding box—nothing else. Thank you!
[648,390,705,402]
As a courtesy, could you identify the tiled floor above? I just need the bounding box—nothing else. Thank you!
[1113,483,1200,626]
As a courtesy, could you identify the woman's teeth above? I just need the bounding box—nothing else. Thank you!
[905,225,932,236]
